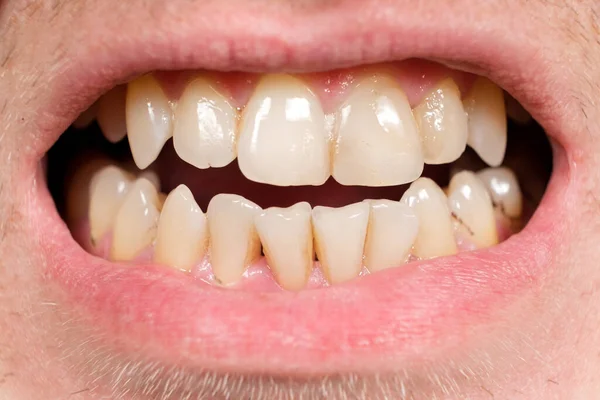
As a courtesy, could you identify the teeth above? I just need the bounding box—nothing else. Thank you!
[414,79,468,164]
[476,167,523,218]
[73,102,99,129]
[364,200,419,272]
[97,86,127,143]
[126,75,173,169]
[313,202,370,284]
[332,75,423,186]
[463,78,507,167]
[111,178,161,261]
[154,185,208,271]
[448,171,498,248]
[237,74,330,186]
[401,178,457,259]
[505,95,532,125]
[207,194,262,285]
[255,202,313,291]
[173,78,238,169]
[89,166,134,244]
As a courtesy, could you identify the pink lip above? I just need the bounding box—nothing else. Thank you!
[22,1,574,376]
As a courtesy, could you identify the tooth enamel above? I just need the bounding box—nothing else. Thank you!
[97,86,127,143]
[313,202,370,284]
[73,102,99,129]
[401,178,457,259]
[89,166,134,244]
[139,170,161,191]
[364,200,419,272]
[126,75,173,169]
[505,95,532,125]
[476,167,523,218]
[463,78,507,167]
[414,79,468,164]
[448,171,498,248]
[332,75,423,186]
[154,185,208,271]
[173,78,238,169]
[111,178,161,261]
[255,202,313,291]
[237,74,330,186]
[207,194,262,285]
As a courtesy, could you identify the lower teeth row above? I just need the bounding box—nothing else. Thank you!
[73,164,522,291]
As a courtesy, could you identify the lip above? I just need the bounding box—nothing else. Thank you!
[23,0,574,378]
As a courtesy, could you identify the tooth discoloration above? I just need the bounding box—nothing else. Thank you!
[477,167,523,219]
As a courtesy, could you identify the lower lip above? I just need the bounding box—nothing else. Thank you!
[33,147,565,376]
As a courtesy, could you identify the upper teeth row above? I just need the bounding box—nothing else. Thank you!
[88,73,507,187]
[87,165,522,290]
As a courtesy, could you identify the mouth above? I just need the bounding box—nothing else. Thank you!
[22,2,572,395]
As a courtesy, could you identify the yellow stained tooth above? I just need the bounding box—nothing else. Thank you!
[154,185,208,271]
[364,200,419,272]
[463,78,507,167]
[332,75,424,186]
[448,171,498,248]
[207,194,262,285]
[97,86,127,143]
[111,178,161,261]
[173,78,238,169]
[126,74,173,169]
[401,178,457,259]
[414,79,468,165]
[313,202,370,284]
[237,74,330,186]
[89,165,134,244]
[476,167,523,219]
[255,202,313,291]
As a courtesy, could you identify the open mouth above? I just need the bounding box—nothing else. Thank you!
[48,61,551,291]
[18,6,577,396]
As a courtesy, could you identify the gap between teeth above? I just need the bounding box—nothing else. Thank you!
[85,164,522,291]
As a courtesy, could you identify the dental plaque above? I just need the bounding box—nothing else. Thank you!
[52,61,550,291]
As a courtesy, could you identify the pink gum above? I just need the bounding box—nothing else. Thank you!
[151,59,476,113]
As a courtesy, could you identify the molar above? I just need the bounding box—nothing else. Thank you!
[463,78,507,167]
[313,202,370,284]
[237,74,330,186]
[97,86,127,143]
[332,75,424,186]
[401,178,457,259]
[154,185,208,271]
[111,178,162,261]
[207,194,262,285]
[448,171,498,248]
[255,202,313,291]
[89,165,134,245]
[126,75,173,169]
[364,200,419,272]
[476,167,523,218]
[173,78,238,169]
[414,79,468,165]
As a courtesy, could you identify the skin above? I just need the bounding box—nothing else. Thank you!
[1,0,600,398]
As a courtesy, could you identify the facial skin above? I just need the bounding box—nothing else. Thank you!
[1,0,600,398]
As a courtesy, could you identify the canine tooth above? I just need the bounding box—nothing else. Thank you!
[463,78,507,167]
[364,200,419,272]
[111,178,161,261]
[401,178,457,259]
[126,75,173,169]
[414,79,468,164]
[332,75,423,186]
[173,78,237,169]
[255,202,313,291]
[238,74,329,186]
[207,194,262,285]
[476,167,523,218]
[97,86,127,143]
[448,171,498,248]
[313,202,370,284]
[154,185,208,271]
[89,166,134,244]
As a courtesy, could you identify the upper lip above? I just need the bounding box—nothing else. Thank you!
[26,0,572,377]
